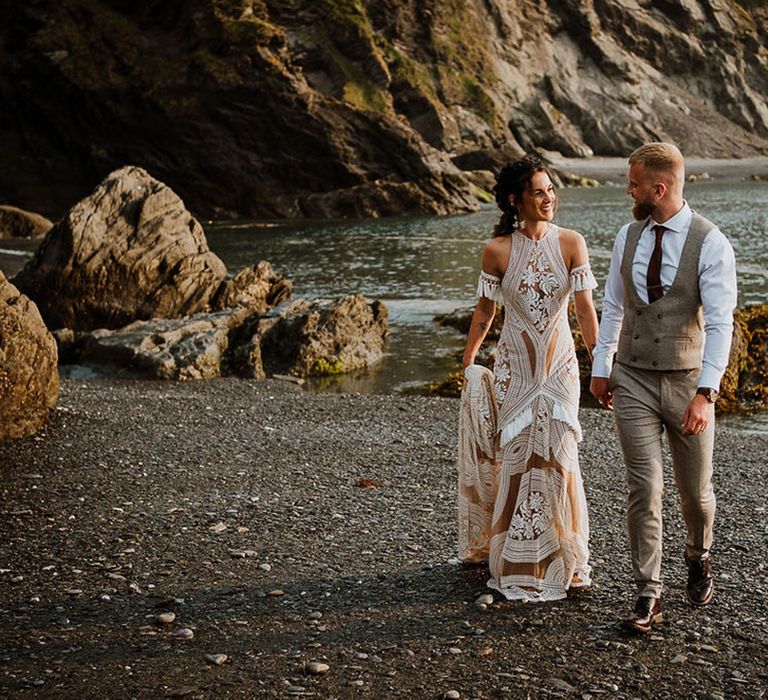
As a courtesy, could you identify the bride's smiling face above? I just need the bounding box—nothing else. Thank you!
[512,171,557,222]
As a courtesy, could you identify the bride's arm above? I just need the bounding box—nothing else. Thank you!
[563,230,599,359]
[462,239,506,369]
[462,296,497,369]
[574,289,599,361]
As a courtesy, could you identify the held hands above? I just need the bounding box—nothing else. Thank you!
[681,393,714,436]
[590,376,613,410]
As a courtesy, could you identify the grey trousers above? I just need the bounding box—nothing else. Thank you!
[610,362,715,598]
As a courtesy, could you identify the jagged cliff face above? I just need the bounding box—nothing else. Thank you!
[1,0,766,219]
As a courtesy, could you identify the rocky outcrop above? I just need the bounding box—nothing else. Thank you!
[0,205,53,239]
[210,260,292,314]
[0,272,59,440]
[719,305,768,413]
[74,308,259,381]
[13,167,290,332]
[259,295,389,377]
[1,1,766,219]
[57,295,388,381]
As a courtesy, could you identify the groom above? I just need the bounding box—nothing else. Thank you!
[590,143,737,633]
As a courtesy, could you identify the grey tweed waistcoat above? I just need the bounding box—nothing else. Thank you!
[616,212,714,371]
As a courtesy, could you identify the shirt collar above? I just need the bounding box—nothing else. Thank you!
[649,201,692,234]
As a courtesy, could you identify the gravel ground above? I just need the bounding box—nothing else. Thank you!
[1,378,767,699]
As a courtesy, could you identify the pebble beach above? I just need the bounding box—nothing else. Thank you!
[1,377,767,698]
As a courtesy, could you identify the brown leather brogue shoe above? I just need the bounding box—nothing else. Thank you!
[621,596,663,634]
[686,556,714,606]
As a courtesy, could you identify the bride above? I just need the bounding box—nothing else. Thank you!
[457,156,600,602]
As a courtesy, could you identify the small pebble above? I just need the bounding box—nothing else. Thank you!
[204,653,227,666]
[267,589,284,597]
[308,611,323,620]
[444,691,460,699]
[175,628,194,640]
[158,612,176,624]
[259,563,272,572]
[475,594,494,607]
[306,661,329,675]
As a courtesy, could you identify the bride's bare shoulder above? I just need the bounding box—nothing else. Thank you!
[482,235,511,277]
[557,226,585,244]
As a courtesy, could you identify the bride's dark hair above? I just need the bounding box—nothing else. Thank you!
[492,156,553,237]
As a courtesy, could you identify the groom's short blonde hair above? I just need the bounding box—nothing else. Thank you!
[629,142,684,186]
[628,143,684,172]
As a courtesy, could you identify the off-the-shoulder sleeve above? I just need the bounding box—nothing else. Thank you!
[477,270,503,302]
[570,263,597,293]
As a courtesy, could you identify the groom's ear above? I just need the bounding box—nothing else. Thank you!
[508,195,516,207]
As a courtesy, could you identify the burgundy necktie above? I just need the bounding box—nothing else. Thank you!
[646,225,665,303]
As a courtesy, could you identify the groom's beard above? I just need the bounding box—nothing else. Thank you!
[632,199,655,220]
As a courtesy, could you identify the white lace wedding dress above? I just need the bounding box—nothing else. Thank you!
[458,224,595,602]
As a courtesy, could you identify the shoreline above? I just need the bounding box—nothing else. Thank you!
[1,377,767,697]
[548,155,768,183]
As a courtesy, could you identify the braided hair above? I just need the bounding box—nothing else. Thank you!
[492,156,553,237]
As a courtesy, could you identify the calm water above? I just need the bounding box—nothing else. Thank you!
[206,180,768,397]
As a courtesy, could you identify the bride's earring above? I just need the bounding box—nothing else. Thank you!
[519,218,526,231]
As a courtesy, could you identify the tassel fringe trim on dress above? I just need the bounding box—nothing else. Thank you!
[498,402,583,448]
[477,271,504,303]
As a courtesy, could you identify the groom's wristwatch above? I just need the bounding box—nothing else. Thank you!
[696,387,719,403]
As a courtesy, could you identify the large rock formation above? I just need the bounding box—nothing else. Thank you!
[13,167,290,332]
[0,205,53,239]
[1,1,766,219]
[0,272,59,440]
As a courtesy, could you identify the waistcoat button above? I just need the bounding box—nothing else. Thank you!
[657,313,663,319]
[631,356,637,362]
[636,310,642,316]
[654,338,660,343]
[652,361,658,366]
[634,334,639,340]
